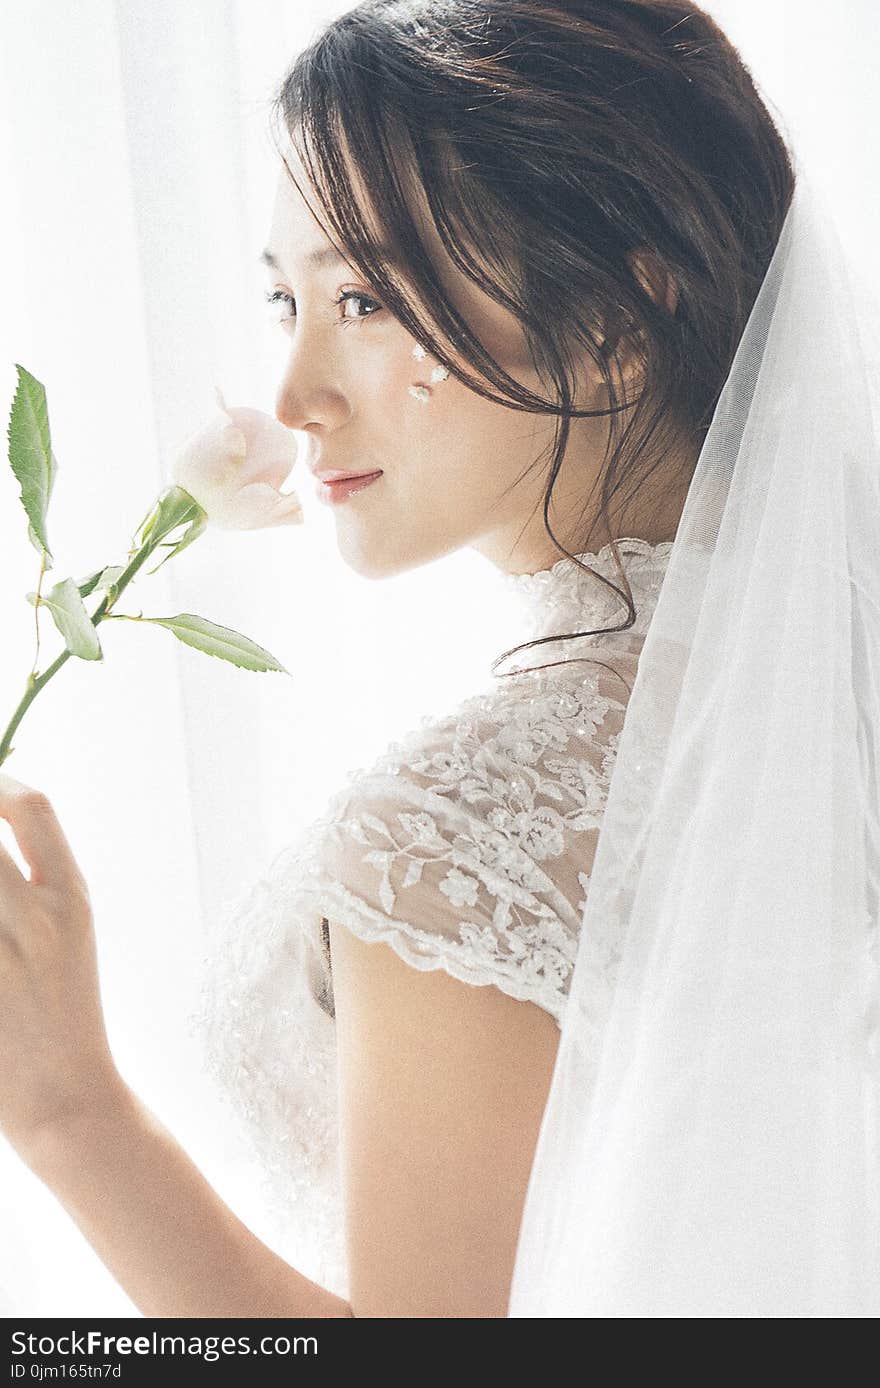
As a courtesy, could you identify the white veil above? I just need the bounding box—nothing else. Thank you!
[508,167,880,1317]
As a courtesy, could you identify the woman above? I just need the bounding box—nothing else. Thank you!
[0,1,875,1318]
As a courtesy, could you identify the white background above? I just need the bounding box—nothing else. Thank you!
[0,0,877,1315]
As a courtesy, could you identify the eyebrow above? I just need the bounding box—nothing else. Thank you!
[260,241,401,274]
[259,245,349,272]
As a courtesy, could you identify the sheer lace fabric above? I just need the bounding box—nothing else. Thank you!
[187,538,673,1300]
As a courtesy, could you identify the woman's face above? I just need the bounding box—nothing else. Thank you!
[263,143,617,579]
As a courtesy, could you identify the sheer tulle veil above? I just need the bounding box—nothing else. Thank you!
[508,165,880,1317]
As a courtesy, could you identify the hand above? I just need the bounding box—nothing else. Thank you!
[0,770,122,1166]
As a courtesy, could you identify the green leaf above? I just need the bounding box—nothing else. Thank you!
[137,613,289,674]
[7,364,58,566]
[74,565,127,600]
[134,485,204,552]
[143,512,209,576]
[28,577,103,661]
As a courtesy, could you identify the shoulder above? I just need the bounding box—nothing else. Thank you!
[341,655,632,834]
[325,664,632,1314]
[313,659,632,1022]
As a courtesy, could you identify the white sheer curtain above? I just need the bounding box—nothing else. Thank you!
[0,0,496,1317]
[0,0,876,1316]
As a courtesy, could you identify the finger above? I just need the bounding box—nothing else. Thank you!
[0,833,29,902]
[0,771,82,893]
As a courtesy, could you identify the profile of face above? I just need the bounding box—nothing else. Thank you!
[262,137,642,580]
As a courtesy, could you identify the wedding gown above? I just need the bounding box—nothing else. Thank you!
[187,536,673,1303]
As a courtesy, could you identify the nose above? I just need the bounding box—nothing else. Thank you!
[273,339,352,434]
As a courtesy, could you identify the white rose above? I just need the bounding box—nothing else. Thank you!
[171,386,303,530]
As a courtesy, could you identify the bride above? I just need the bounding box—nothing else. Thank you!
[1,1,876,1318]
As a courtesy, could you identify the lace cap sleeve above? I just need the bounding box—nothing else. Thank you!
[186,545,667,1296]
[187,654,635,1297]
[291,660,633,1024]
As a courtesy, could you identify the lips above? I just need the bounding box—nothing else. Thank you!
[312,468,383,483]
[315,469,384,506]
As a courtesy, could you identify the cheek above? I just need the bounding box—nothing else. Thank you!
[366,331,550,483]
[357,342,438,423]
[408,390,542,522]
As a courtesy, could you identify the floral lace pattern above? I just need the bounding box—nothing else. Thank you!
[187,538,673,1301]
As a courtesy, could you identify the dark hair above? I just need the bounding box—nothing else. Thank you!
[269,0,795,676]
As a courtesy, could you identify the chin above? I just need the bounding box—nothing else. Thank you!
[335,535,414,582]
[335,528,451,582]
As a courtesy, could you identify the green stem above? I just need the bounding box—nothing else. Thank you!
[29,548,49,681]
[0,489,203,768]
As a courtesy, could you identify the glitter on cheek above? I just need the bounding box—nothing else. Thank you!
[408,344,450,402]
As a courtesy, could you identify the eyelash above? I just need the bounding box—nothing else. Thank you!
[263,288,383,327]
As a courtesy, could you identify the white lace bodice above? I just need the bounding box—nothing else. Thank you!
[187,537,673,1300]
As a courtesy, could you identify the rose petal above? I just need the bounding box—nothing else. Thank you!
[169,389,302,531]
[205,481,304,530]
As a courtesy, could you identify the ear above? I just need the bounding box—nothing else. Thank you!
[626,248,679,316]
[584,251,678,405]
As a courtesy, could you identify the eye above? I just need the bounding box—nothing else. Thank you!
[264,288,295,322]
[337,290,383,324]
[263,288,383,327]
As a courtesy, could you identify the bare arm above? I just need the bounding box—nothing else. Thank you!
[25,1081,353,1319]
[330,921,561,1318]
[24,933,558,1320]
[0,769,557,1318]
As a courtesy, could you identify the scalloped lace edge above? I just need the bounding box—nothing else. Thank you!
[318,879,566,1028]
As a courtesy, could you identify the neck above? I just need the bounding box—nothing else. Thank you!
[473,426,700,578]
